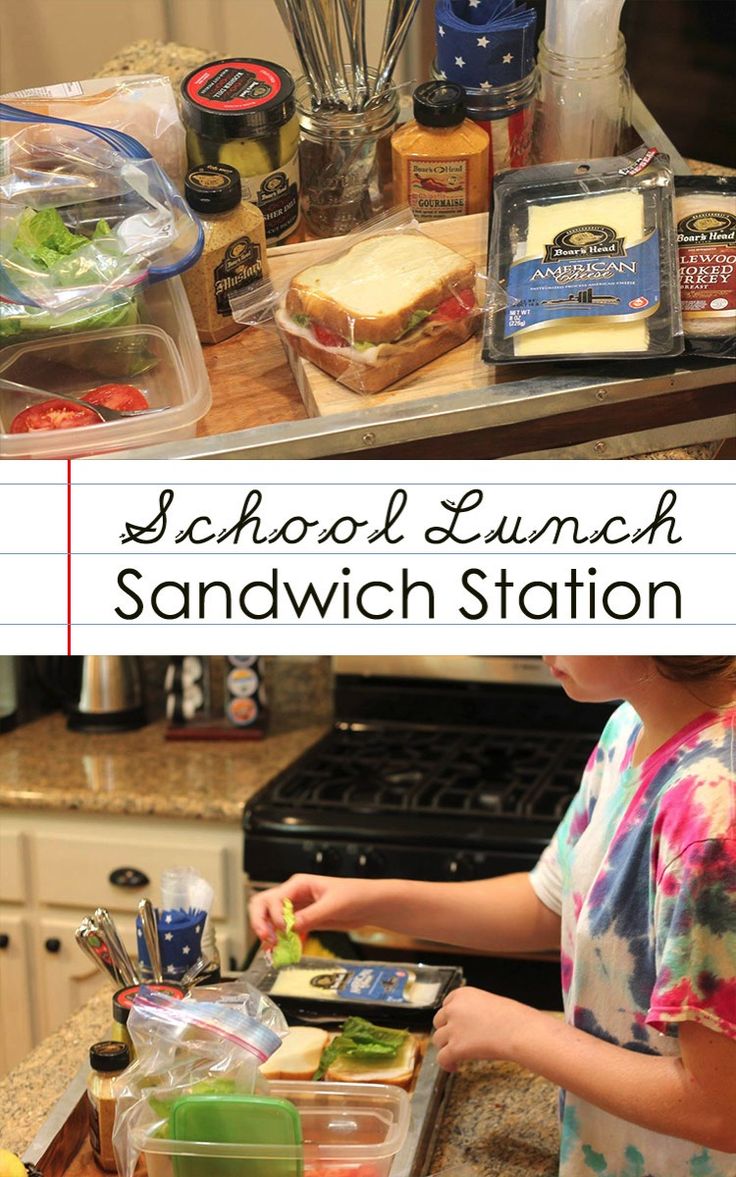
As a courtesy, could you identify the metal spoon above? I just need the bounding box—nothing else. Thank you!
[138,898,163,982]
[179,955,211,988]
[0,376,166,423]
[75,919,122,985]
[94,907,139,986]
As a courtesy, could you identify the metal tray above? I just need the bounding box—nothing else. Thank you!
[21,1031,452,1177]
[107,96,734,461]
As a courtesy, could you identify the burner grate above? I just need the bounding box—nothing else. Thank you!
[262,725,596,821]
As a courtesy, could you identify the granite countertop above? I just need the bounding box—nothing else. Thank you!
[0,989,560,1175]
[0,713,326,822]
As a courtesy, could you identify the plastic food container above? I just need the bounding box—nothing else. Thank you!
[136,1080,411,1177]
[0,277,211,458]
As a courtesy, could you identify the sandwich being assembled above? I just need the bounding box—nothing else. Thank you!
[276,231,480,393]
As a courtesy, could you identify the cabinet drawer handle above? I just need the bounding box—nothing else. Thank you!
[109,867,150,889]
[0,933,9,949]
[45,937,62,954]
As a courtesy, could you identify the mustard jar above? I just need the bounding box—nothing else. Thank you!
[181,163,268,345]
[392,82,489,221]
[87,1040,130,1172]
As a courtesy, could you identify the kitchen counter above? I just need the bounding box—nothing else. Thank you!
[0,713,326,822]
[0,989,560,1175]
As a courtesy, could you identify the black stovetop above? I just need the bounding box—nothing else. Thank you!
[243,676,613,884]
[252,721,589,823]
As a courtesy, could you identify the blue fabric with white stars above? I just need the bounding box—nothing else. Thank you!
[136,907,205,978]
[435,0,537,88]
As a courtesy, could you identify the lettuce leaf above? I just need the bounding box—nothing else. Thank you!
[13,208,90,270]
[314,1017,409,1081]
[399,309,431,337]
[271,898,302,969]
[0,293,140,345]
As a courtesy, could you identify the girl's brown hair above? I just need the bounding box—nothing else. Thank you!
[653,656,736,684]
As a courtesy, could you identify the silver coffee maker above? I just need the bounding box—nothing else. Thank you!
[38,656,147,732]
[0,656,17,733]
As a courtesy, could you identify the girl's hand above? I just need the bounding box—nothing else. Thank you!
[248,873,385,944]
[432,987,537,1072]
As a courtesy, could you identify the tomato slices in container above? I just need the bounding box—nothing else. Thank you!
[0,277,211,458]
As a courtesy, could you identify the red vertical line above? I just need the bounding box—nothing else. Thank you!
[67,459,72,655]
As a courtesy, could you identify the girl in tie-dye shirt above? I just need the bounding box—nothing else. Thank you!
[251,656,736,1177]
[527,657,736,1177]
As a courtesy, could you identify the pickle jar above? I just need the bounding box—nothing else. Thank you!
[181,58,300,243]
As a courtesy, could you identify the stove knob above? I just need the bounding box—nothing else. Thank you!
[355,849,385,876]
[311,846,341,873]
[445,853,478,881]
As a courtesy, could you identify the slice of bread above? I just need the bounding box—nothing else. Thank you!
[260,1025,330,1081]
[278,307,479,394]
[284,232,477,344]
[324,1035,418,1089]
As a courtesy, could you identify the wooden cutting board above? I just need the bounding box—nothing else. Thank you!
[267,213,524,418]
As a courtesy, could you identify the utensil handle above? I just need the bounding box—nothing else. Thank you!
[95,907,139,986]
[179,954,210,988]
[138,898,163,982]
[75,924,120,986]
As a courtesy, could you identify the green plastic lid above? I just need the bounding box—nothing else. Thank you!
[169,1093,303,1177]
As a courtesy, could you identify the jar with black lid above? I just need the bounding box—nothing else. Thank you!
[181,58,300,243]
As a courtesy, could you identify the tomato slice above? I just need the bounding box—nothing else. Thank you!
[9,399,100,434]
[82,384,149,411]
[430,287,477,322]
[313,323,348,348]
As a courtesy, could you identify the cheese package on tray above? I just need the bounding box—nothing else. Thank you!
[245,954,463,1028]
[483,147,684,362]
[230,207,484,394]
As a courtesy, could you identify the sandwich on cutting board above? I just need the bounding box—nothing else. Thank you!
[276,232,480,394]
[260,1024,418,1089]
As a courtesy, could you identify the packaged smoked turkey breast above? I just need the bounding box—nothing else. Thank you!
[675,175,736,359]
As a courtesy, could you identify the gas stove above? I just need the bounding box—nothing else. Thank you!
[243,657,614,886]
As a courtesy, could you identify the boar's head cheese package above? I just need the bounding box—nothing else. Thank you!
[483,147,683,362]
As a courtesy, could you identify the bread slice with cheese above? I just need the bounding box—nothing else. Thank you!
[277,231,480,393]
[324,1034,418,1089]
[260,1026,330,1081]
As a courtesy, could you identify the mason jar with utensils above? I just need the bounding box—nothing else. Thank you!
[296,71,399,237]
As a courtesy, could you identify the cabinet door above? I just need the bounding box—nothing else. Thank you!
[34,833,229,919]
[34,914,137,1038]
[0,911,34,1076]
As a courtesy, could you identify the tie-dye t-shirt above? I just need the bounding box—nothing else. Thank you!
[530,702,736,1177]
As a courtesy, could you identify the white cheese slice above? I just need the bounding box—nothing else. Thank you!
[513,190,650,357]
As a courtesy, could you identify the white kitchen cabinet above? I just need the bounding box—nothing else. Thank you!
[0,911,34,1074]
[0,809,247,1075]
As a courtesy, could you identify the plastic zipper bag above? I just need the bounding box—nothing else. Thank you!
[230,205,499,395]
[0,101,203,314]
[113,984,287,1177]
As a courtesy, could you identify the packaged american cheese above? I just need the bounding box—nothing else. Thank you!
[484,147,683,362]
[244,954,463,1029]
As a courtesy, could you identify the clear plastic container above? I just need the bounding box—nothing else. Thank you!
[136,1080,411,1177]
[533,31,632,163]
[0,277,211,458]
